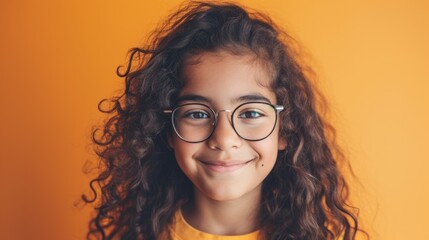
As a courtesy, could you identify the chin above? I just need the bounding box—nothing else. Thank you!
[203,186,261,202]
[212,191,241,201]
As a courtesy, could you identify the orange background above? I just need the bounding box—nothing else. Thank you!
[1,0,428,239]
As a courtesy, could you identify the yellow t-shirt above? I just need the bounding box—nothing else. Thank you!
[169,210,262,240]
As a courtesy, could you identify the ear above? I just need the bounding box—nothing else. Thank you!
[278,136,287,151]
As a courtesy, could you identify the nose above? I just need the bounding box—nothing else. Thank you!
[206,110,242,150]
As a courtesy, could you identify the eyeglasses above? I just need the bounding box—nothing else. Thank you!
[164,102,284,143]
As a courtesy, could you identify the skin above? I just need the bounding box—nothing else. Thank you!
[168,50,286,235]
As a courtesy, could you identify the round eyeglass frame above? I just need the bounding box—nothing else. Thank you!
[163,101,284,143]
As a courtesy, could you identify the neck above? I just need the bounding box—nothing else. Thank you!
[182,185,262,235]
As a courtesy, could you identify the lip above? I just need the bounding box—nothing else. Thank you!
[199,159,254,173]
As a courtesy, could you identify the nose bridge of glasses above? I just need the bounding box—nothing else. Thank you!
[211,109,242,146]
[214,109,233,124]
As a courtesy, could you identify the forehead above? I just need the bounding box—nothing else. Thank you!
[180,51,276,106]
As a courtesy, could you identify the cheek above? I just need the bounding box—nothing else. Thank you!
[172,136,199,171]
[251,137,280,163]
[249,139,279,186]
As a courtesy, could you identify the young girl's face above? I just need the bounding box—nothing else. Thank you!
[169,51,286,202]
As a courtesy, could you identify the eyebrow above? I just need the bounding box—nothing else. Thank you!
[177,94,211,104]
[177,93,272,105]
[233,94,272,104]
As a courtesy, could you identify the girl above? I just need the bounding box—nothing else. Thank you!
[84,1,367,239]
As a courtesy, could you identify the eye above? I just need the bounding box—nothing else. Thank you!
[184,111,210,119]
[238,110,263,119]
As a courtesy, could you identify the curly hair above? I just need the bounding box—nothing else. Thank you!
[83,1,367,239]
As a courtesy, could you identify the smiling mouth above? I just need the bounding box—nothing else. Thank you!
[199,159,255,173]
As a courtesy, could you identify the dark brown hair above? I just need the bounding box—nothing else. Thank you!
[83,1,367,239]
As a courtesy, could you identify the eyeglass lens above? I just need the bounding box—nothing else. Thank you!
[172,102,278,142]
